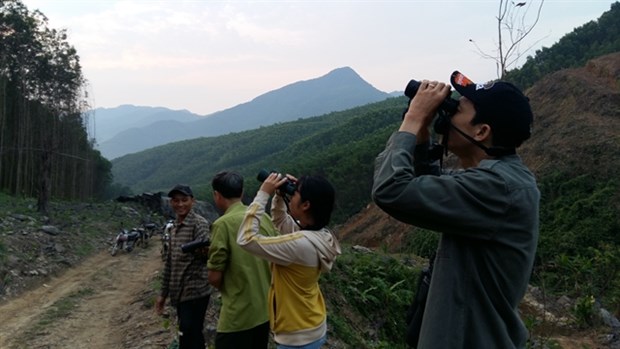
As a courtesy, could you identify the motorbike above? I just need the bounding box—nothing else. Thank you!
[110,226,142,256]
[160,219,174,261]
[136,221,159,248]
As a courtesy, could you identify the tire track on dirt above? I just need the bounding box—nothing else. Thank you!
[0,243,163,349]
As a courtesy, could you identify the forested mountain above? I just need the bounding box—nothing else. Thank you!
[100,0,620,161]
[0,0,111,211]
[98,67,391,159]
[505,1,619,88]
[111,97,405,223]
[111,52,620,224]
[111,2,620,215]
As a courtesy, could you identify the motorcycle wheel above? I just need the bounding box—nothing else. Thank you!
[110,242,120,256]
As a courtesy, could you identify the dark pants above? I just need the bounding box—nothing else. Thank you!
[215,321,270,349]
[177,296,210,349]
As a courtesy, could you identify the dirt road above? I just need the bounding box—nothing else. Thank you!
[0,234,609,349]
[0,243,175,349]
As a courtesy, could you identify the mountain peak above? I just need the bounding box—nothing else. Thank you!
[97,67,389,159]
[326,66,356,75]
[321,66,363,81]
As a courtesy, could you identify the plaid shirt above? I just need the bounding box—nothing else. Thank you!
[160,210,212,306]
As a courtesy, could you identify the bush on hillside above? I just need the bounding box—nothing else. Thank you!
[535,172,620,315]
[322,247,418,348]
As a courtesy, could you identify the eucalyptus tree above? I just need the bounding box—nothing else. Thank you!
[0,0,92,212]
[0,0,41,195]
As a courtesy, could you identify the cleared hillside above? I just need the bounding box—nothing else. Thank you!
[520,52,620,181]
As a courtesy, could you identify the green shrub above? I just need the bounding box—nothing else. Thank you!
[535,172,620,319]
[323,246,417,348]
[572,295,597,328]
[538,174,619,256]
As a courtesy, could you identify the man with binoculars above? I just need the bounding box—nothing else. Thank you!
[372,71,540,348]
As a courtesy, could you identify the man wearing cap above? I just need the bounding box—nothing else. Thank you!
[155,184,212,349]
[372,71,540,348]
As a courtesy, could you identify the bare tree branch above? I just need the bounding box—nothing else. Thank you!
[472,0,545,79]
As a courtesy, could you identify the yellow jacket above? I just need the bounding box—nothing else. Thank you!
[238,191,341,346]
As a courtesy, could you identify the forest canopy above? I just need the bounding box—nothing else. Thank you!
[0,0,112,212]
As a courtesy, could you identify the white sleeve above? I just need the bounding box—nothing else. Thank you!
[237,190,318,267]
[271,193,300,234]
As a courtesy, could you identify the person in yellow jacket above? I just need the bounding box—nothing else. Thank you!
[237,172,341,349]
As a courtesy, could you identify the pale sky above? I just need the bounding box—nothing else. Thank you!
[21,0,618,116]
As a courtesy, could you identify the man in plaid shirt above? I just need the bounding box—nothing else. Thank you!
[156,184,212,349]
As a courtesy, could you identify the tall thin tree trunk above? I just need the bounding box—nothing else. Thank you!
[0,77,6,186]
[14,96,26,196]
[37,148,51,213]
[24,102,34,196]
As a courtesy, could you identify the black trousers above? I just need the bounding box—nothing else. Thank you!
[176,295,210,349]
[215,321,270,349]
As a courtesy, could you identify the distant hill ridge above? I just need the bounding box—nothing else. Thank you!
[97,67,390,159]
[90,105,199,145]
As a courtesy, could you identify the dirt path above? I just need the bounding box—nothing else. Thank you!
[0,242,173,349]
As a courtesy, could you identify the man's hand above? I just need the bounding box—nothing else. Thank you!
[155,295,166,315]
[400,80,451,141]
[208,270,223,289]
[195,245,210,260]
[260,172,291,196]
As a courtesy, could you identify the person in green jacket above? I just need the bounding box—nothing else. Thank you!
[207,171,277,349]
[372,71,540,348]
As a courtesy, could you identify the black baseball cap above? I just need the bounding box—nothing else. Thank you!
[167,184,193,197]
[450,70,533,148]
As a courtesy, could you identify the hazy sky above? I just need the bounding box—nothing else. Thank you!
[21,0,617,116]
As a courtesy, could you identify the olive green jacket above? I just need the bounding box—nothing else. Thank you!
[372,132,540,349]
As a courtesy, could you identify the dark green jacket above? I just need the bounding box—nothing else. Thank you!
[372,132,540,349]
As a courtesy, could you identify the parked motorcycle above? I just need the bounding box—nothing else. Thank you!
[142,222,159,237]
[160,219,174,261]
[136,222,159,248]
[110,226,142,256]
